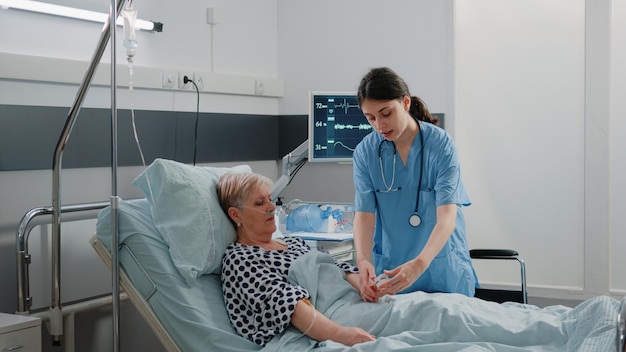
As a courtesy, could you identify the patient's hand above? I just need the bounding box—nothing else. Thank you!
[332,326,376,346]
[357,260,380,302]
[297,302,375,346]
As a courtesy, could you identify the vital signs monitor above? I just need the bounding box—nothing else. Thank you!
[308,91,372,163]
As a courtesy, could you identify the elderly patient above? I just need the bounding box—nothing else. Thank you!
[216,172,375,346]
[216,172,621,351]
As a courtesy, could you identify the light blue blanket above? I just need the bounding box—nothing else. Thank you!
[264,250,619,352]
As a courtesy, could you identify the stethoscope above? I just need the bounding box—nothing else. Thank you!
[377,122,425,227]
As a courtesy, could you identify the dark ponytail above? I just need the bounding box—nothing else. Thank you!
[408,96,436,124]
[358,67,438,125]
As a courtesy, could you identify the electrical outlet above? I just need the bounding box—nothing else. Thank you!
[178,71,194,89]
[162,70,176,88]
[193,72,206,90]
[207,7,223,24]
[254,78,265,95]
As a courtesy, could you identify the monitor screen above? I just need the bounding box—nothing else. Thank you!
[308,91,372,163]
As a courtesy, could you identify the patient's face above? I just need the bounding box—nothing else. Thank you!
[238,185,276,237]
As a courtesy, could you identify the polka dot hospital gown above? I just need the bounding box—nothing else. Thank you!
[221,237,358,346]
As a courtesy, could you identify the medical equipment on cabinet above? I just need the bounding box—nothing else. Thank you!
[284,200,354,235]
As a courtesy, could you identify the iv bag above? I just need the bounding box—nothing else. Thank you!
[122,3,138,57]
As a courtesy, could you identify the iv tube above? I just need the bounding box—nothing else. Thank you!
[122,0,146,167]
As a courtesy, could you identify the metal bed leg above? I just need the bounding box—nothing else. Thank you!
[618,296,626,352]
[516,257,527,304]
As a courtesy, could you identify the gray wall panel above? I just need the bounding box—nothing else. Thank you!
[278,114,308,157]
[0,107,443,170]
[0,105,288,171]
[0,105,66,170]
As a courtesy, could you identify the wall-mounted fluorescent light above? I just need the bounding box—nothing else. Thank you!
[0,0,163,32]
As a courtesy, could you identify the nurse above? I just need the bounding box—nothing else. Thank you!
[353,67,477,302]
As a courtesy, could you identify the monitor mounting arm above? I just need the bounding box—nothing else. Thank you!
[270,140,308,201]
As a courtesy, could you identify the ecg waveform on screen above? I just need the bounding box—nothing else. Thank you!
[333,141,355,152]
[332,98,361,115]
[312,94,372,161]
[315,140,357,153]
[334,123,372,130]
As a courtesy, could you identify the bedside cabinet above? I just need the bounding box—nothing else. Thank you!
[306,239,355,264]
[0,313,41,352]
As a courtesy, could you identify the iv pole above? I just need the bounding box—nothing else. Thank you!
[109,0,121,351]
[50,0,125,349]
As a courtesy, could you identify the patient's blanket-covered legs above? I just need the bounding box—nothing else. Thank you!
[263,250,619,352]
[326,291,617,351]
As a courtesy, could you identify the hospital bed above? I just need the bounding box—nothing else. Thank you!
[91,158,626,352]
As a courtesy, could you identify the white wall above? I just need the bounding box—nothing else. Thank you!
[276,0,454,203]
[456,0,586,292]
[0,0,281,113]
[610,0,626,293]
[277,0,453,115]
[455,0,625,301]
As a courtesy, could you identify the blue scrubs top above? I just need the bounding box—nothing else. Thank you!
[353,122,477,296]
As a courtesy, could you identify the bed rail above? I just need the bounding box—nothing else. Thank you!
[15,201,132,351]
[16,201,110,313]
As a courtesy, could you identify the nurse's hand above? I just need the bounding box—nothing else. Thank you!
[356,259,380,302]
[376,257,429,295]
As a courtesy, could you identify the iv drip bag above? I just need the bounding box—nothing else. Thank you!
[122,2,138,58]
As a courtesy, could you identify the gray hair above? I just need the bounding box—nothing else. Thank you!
[216,172,273,224]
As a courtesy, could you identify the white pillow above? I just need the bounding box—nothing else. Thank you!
[132,158,252,284]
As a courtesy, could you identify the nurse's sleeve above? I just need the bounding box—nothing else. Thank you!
[352,143,377,213]
[433,133,471,207]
